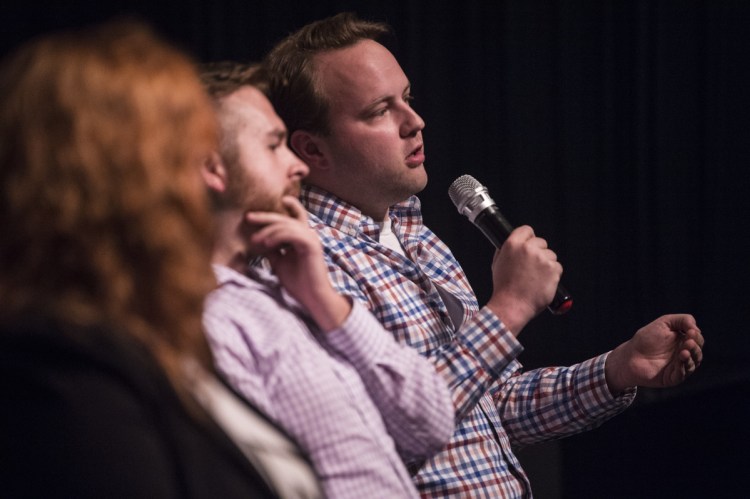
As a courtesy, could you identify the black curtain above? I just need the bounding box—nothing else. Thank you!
[4,1,748,497]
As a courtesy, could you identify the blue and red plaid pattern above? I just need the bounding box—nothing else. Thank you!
[301,184,636,498]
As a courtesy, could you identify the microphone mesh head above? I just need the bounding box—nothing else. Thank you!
[448,174,483,208]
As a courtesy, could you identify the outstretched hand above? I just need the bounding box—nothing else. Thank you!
[605,314,704,394]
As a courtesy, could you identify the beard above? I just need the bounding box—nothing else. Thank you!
[223,163,301,217]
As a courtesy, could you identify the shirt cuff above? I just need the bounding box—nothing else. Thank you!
[577,352,637,417]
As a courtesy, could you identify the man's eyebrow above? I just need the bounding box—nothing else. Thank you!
[360,83,413,115]
[267,128,287,140]
[369,83,413,104]
[362,95,390,110]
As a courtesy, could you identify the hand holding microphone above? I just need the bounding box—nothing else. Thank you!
[449,174,573,316]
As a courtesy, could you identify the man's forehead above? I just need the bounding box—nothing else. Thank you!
[314,40,408,101]
[226,86,285,134]
[226,86,270,113]
[316,40,394,73]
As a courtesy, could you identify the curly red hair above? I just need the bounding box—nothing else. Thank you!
[0,20,218,386]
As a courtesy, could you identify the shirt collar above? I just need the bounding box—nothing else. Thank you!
[212,263,277,290]
[300,183,425,240]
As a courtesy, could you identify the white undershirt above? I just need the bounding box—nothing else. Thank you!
[377,217,465,327]
[186,361,323,498]
[376,217,406,256]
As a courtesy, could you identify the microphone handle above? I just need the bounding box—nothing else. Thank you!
[474,207,573,315]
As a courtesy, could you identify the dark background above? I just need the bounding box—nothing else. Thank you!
[4,1,748,497]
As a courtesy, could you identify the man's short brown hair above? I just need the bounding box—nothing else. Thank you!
[264,12,392,137]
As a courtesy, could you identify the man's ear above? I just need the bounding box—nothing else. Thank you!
[290,130,329,171]
[201,151,229,193]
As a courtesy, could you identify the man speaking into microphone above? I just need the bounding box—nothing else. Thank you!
[264,12,705,497]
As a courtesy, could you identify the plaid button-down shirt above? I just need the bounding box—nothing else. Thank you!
[301,184,636,498]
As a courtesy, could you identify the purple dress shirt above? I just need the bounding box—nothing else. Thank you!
[203,264,454,498]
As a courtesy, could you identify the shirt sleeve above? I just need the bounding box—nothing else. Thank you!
[202,290,277,420]
[323,258,524,424]
[494,352,637,447]
[431,306,525,422]
[321,301,455,464]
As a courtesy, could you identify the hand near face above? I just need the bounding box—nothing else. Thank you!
[245,196,351,331]
[605,314,704,394]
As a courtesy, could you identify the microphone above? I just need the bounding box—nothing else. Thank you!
[448,174,573,315]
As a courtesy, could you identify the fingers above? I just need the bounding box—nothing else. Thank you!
[664,313,699,334]
[690,327,705,349]
[245,210,302,228]
[280,195,308,222]
[670,314,704,368]
[244,209,319,258]
[683,337,703,368]
[674,334,703,380]
[511,226,558,257]
[684,356,697,376]
[244,195,308,227]
[660,313,704,363]
[507,225,538,245]
[250,223,311,255]
[487,225,564,331]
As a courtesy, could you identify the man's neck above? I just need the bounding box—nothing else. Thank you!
[211,210,254,273]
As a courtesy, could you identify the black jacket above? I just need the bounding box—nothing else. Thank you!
[0,316,305,498]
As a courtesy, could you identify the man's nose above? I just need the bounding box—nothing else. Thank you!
[400,106,425,138]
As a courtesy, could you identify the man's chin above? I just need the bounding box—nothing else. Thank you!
[411,170,429,194]
[279,205,295,218]
[286,184,302,199]
[279,187,302,216]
